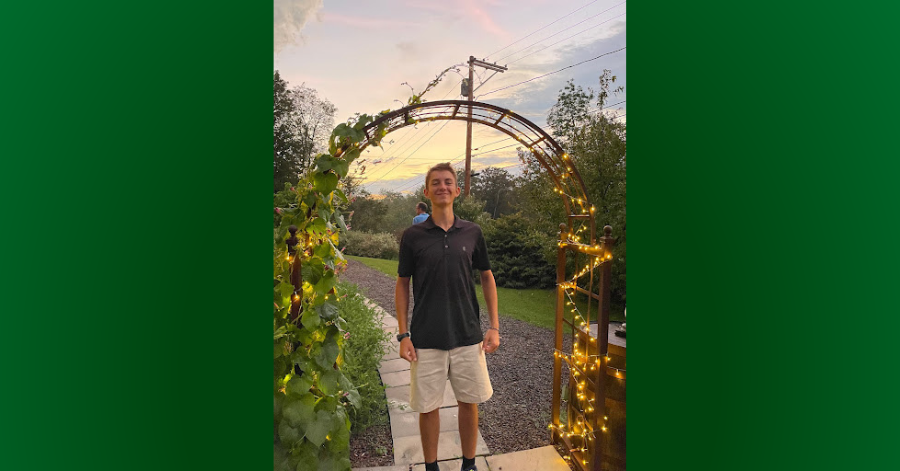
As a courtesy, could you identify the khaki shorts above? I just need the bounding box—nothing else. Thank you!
[410,342,493,413]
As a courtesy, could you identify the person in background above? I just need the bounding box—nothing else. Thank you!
[412,201,429,225]
[395,162,500,471]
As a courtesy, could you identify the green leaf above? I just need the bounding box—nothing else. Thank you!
[282,392,316,428]
[307,217,327,234]
[315,154,334,172]
[285,374,313,396]
[325,421,350,453]
[274,341,285,359]
[301,262,324,285]
[277,420,301,446]
[313,172,339,193]
[333,159,350,177]
[334,214,347,232]
[316,300,339,321]
[345,389,361,409]
[273,393,284,420]
[315,270,336,294]
[302,192,317,208]
[273,442,292,471]
[292,440,319,471]
[343,147,360,162]
[317,455,352,471]
[279,281,294,298]
[333,123,352,138]
[301,308,321,330]
[318,369,340,395]
[315,335,339,368]
[304,410,334,446]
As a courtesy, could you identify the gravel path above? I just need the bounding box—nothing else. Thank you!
[343,259,574,468]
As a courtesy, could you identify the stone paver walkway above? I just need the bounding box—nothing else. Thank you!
[353,297,569,471]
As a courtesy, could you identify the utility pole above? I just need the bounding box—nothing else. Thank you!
[463,55,507,196]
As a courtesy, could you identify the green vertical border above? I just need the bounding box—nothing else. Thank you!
[630,2,900,470]
[2,1,271,469]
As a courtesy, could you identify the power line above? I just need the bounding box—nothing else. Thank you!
[496,1,626,63]
[485,0,603,60]
[364,119,453,191]
[479,47,626,98]
[507,12,626,65]
[382,136,521,193]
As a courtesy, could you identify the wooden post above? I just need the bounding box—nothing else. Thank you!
[551,223,567,443]
[287,225,302,322]
[591,225,615,471]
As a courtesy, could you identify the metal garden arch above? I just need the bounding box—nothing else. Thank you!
[358,100,625,471]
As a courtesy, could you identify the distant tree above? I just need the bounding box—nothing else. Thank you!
[470,166,517,218]
[274,71,301,192]
[517,70,626,304]
[273,71,336,192]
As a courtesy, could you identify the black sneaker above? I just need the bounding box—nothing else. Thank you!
[461,465,477,471]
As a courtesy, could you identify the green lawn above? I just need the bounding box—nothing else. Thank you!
[346,255,624,330]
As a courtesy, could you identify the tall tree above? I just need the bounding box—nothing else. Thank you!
[518,70,627,303]
[470,166,517,218]
[273,71,336,192]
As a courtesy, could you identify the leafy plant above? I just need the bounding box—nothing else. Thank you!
[336,283,391,432]
[274,110,388,471]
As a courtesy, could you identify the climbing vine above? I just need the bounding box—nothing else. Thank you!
[273,111,389,471]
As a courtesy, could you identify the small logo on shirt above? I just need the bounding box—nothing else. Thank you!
[462,246,467,252]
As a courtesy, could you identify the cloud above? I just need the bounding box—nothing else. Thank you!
[396,41,422,61]
[324,12,419,29]
[274,0,324,54]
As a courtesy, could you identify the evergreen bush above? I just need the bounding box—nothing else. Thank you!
[482,213,556,289]
[338,231,399,260]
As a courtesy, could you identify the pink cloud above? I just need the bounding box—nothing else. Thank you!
[323,12,419,29]
[404,0,511,40]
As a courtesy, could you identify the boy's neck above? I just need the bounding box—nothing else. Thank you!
[430,205,455,231]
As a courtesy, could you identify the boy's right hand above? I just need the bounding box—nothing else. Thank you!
[399,337,417,362]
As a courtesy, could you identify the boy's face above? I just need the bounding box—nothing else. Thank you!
[423,170,460,206]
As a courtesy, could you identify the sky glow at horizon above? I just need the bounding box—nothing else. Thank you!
[275,0,626,195]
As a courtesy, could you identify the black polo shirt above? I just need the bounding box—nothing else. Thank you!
[398,215,492,350]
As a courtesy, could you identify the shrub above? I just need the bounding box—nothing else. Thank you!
[482,213,556,289]
[339,231,399,260]
[337,283,392,433]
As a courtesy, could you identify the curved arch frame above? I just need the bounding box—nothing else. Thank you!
[352,100,622,470]
[359,100,598,244]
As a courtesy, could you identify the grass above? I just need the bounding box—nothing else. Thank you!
[346,255,624,331]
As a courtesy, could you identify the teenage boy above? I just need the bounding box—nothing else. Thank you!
[395,162,500,471]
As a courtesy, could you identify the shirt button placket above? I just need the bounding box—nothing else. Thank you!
[444,233,448,249]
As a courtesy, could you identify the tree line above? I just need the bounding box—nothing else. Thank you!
[273,70,626,306]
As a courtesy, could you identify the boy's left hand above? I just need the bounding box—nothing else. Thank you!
[483,329,500,353]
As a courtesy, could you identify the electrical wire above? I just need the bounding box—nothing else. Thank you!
[479,47,626,98]
[485,0,603,60]
[507,12,626,65]
[496,2,626,63]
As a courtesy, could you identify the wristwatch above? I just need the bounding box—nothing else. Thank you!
[396,332,410,342]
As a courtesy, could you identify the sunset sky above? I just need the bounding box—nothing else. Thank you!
[275,0,626,195]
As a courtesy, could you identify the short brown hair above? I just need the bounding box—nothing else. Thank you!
[425,162,457,189]
[416,202,428,212]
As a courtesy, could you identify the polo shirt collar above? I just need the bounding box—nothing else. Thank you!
[421,215,461,231]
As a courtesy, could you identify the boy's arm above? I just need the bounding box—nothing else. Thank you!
[480,270,500,353]
[395,276,417,362]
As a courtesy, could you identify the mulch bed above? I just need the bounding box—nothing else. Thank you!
[343,259,574,469]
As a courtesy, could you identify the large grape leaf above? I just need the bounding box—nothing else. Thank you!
[281,393,315,428]
[285,375,313,396]
[304,410,335,446]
